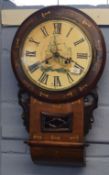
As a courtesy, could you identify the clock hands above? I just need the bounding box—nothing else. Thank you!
[28,34,84,75]
[28,51,84,75]
[49,36,73,65]
[58,54,84,74]
[58,54,76,65]
[29,36,59,73]
[28,35,61,73]
[49,50,84,74]
[49,34,61,56]
[28,56,53,73]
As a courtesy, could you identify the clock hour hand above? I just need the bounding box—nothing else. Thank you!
[58,54,82,66]
[49,34,60,55]
[28,56,53,73]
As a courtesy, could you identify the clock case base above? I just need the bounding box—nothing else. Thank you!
[18,87,98,166]
[30,146,85,166]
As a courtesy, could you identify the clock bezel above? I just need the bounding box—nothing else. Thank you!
[11,6,106,103]
[20,19,93,92]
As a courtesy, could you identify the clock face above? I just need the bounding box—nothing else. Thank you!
[11,6,105,103]
[21,20,92,91]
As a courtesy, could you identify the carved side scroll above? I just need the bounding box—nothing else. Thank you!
[84,89,98,135]
[18,86,30,132]
[18,85,98,135]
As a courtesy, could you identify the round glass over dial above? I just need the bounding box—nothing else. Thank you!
[21,20,92,91]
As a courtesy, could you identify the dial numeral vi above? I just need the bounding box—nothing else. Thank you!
[54,76,61,87]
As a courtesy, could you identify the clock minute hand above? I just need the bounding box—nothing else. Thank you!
[58,54,84,73]
[59,54,82,65]
[70,59,84,72]
[28,56,53,73]
[58,54,72,63]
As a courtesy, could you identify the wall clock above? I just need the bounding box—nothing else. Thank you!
[11,6,106,166]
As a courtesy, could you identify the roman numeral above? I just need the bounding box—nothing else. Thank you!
[40,26,49,37]
[38,72,49,85]
[29,37,40,46]
[26,51,36,57]
[54,76,61,87]
[77,53,88,59]
[74,38,84,46]
[74,63,84,74]
[28,62,39,73]
[66,72,73,83]
[66,27,73,37]
[53,23,62,34]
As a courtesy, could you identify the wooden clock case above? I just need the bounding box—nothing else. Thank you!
[11,6,106,166]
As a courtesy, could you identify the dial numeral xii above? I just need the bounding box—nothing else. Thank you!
[53,23,62,34]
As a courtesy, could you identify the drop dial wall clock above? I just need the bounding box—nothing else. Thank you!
[11,6,106,166]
